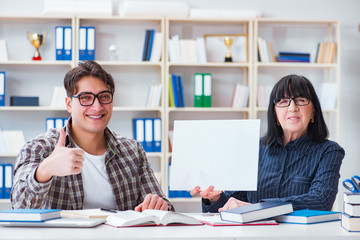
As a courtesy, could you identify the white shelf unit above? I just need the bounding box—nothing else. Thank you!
[253,19,340,140]
[164,18,253,201]
[76,16,167,189]
[0,16,76,209]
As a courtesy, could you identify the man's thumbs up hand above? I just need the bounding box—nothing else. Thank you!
[35,129,85,183]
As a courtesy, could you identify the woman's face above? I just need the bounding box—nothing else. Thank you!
[275,97,315,141]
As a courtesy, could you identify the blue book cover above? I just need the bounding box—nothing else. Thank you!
[142,30,151,61]
[86,27,96,61]
[55,26,64,60]
[274,209,340,224]
[0,72,4,106]
[3,164,12,199]
[152,118,161,152]
[0,164,3,199]
[144,118,154,152]
[279,51,310,56]
[0,209,61,222]
[63,26,72,61]
[78,26,87,61]
[133,118,145,149]
[177,75,185,107]
[220,201,293,223]
[277,56,310,62]
[171,74,180,107]
[146,29,155,61]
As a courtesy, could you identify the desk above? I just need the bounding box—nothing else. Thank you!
[1,221,360,240]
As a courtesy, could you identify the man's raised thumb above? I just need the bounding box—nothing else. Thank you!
[57,128,66,147]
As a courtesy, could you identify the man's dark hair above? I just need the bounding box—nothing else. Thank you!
[64,60,115,97]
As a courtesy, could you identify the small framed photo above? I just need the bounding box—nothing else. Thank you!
[204,34,248,63]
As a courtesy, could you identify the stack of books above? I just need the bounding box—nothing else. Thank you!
[342,192,360,231]
[277,52,310,62]
[274,209,340,224]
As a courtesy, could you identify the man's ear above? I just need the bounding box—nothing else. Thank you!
[65,96,72,113]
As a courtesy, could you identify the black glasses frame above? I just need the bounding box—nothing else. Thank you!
[273,97,311,108]
[72,90,114,106]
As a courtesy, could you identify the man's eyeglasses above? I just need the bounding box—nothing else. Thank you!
[273,97,310,108]
[72,90,113,106]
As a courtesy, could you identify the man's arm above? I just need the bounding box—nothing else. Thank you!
[135,142,175,211]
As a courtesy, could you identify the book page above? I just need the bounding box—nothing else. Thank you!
[106,210,157,227]
[142,210,201,225]
[169,119,260,191]
[61,209,115,219]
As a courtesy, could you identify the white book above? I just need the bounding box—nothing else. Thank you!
[196,37,207,63]
[150,32,163,62]
[149,85,158,108]
[344,202,360,217]
[318,82,337,110]
[0,129,8,154]
[232,84,241,108]
[169,35,182,63]
[257,37,266,63]
[50,86,67,108]
[154,84,162,107]
[344,192,360,204]
[240,85,250,108]
[0,40,9,61]
[145,85,154,108]
[106,210,201,227]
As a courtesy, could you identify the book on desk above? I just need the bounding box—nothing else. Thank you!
[0,209,61,222]
[274,209,341,224]
[220,201,293,224]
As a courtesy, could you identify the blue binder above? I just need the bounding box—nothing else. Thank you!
[171,74,180,107]
[177,75,185,107]
[63,26,72,60]
[0,72,5,106]
[78,26,87,61]
[0,164,4,199]
[146,29,155,61]
[4,164,13,199]
[86,27,96,61]
[55,26,64,60]
[142,30,151,61]
[153,118,161,152]
[133,118,145,149]
[144,118,154,152]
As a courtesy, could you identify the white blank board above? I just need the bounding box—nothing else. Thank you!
[169,119,260,191]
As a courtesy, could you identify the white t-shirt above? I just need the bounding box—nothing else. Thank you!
[80,149,117,209]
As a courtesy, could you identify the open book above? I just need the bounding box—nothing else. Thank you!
[105,210,202,227]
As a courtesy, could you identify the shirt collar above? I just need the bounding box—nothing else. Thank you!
[269,134,314,156]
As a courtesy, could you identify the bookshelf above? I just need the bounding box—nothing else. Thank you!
[0,16,341,209]
[164,18,253,203]
[253,19,340,140]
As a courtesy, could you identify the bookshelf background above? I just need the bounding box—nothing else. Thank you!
[0,16,340,211]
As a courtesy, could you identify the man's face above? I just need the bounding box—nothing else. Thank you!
[65,76,113,136]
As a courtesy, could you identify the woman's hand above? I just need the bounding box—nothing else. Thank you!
[218,197,251,212]
[190,186,222,203]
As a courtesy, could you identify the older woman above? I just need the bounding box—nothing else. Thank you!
[191,74,345,212]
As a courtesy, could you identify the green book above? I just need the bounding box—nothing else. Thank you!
[203,73,212,107]
[194,73,203,107]
[168,74,175,107]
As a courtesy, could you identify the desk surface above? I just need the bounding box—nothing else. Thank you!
[1,221,360,240]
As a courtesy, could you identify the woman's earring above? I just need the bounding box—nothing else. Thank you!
[310,118,314,123]
[277,121,280,126]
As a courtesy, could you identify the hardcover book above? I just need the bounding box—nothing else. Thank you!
[192,213,278,226]
[344,202,360,217]
[105,209,202,227]
[274,209,341,224]
[344,192,360,204]
[220,201,293,223]
[341,213,360,232]
[0,209,61,222]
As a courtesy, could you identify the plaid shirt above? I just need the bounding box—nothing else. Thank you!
[11,121,174,211]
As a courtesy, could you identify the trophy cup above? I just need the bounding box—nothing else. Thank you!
[223,36,233,62]
[27,32,47,61]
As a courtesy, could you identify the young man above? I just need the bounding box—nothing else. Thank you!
[11,61,173,211]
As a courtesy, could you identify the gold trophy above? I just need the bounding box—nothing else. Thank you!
[224,36,233,62]
[27,32,47,61]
